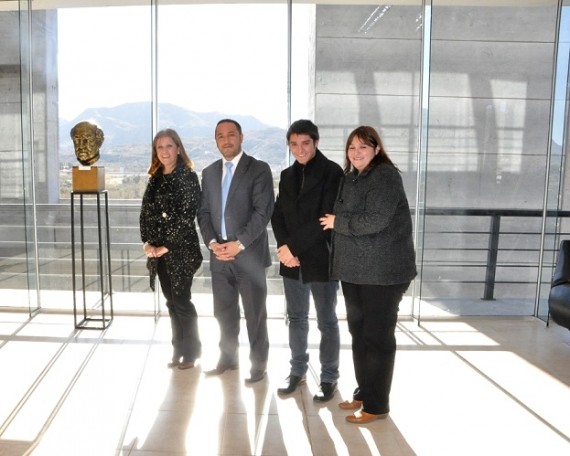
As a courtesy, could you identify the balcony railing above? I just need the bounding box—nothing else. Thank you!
[1,203,570,309]
[417,207,570,301]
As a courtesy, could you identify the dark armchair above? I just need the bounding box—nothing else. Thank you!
[548,240,570,330]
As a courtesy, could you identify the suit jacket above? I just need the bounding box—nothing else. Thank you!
[271,149,343,282]
[197,152,275,272]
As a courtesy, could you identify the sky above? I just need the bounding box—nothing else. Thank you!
[57,4,311,128]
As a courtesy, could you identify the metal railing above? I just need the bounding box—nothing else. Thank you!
[1,204,570,304]
[418,207,570,300]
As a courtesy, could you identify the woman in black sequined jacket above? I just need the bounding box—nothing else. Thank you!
[140,129,203,369]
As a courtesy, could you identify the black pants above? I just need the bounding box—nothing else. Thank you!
[157,258,201,362]
[341,281,410,415]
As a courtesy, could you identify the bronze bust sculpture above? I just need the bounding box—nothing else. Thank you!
[70,121,104,166]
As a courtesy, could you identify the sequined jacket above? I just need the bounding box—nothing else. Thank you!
[140,165,203,295]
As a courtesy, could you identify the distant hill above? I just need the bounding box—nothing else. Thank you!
[59,102,289,173]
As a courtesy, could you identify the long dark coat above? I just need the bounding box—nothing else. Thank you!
[271,149,343,283]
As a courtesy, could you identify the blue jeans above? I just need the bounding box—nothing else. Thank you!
[283,273,340,383]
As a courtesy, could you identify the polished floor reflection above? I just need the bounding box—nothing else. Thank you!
[0,311,569,455]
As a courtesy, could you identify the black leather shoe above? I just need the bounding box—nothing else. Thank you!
[204,364,239,376]
[244,370,266,384]
[313,382,337,402]
[277,375,306,395]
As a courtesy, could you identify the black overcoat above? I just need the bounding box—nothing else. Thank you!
[271,149,343,283]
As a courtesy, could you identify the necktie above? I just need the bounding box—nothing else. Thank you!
[221,162,233,239]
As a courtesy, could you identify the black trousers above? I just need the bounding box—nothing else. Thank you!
[157,258,201,362]
[341,281,410,415]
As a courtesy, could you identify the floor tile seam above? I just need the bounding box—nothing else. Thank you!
[0,334,166,345]
[303,363,322,454]
[0,324,92,436]
[372,341,568,440]
[450,347,570,444]
[113,320,165,456]
[0,340,100,455]
[0,313,68,350]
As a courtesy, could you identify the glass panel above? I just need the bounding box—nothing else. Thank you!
[421,2,560,316]
[291,3,315,123]
[21,2,41,314]
[0,2,39,313]
[48,5,154,311]
[9,2,290,316]
[155,2,289,317]
[539,2,570,321]
[414,2,432,321]
[312,2,423,315]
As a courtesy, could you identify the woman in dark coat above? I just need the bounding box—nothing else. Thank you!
[320,125,417,423]
[140,129,203,369]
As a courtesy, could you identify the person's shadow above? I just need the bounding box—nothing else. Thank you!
[216,371,288,454]
[303,387,417,455]
[121,364,204,454]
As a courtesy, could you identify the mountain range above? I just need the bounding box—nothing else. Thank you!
[59,102,289,173]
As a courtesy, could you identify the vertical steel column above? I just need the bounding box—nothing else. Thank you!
[483,215,501,300]
[414,0,433,324]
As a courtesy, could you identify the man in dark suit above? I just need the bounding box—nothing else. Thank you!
[198,118,274,384]
[271,119,342,401]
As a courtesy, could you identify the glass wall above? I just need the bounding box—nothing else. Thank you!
[420,2,564,317]
[0,3,40,315]
[312,3,423,316]
[154,2,290,314]
[1,0,569,320]
[539,1,570,321]
[49,5,154,312]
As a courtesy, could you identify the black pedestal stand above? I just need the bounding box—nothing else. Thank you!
[71,190,114,329]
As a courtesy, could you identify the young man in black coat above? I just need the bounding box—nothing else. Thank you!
[271,119,343,402]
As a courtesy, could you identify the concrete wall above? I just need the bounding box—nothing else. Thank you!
[0,13,25,201]
[313,4,559,207]
[312,3,564,305]
[0,10,59,205]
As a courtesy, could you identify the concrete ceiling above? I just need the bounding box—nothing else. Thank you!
[0,0,560,11]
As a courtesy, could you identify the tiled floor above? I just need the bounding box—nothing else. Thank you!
[0,310,569,456]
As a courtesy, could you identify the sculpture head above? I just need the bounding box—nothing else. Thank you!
[70,121,104,166]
